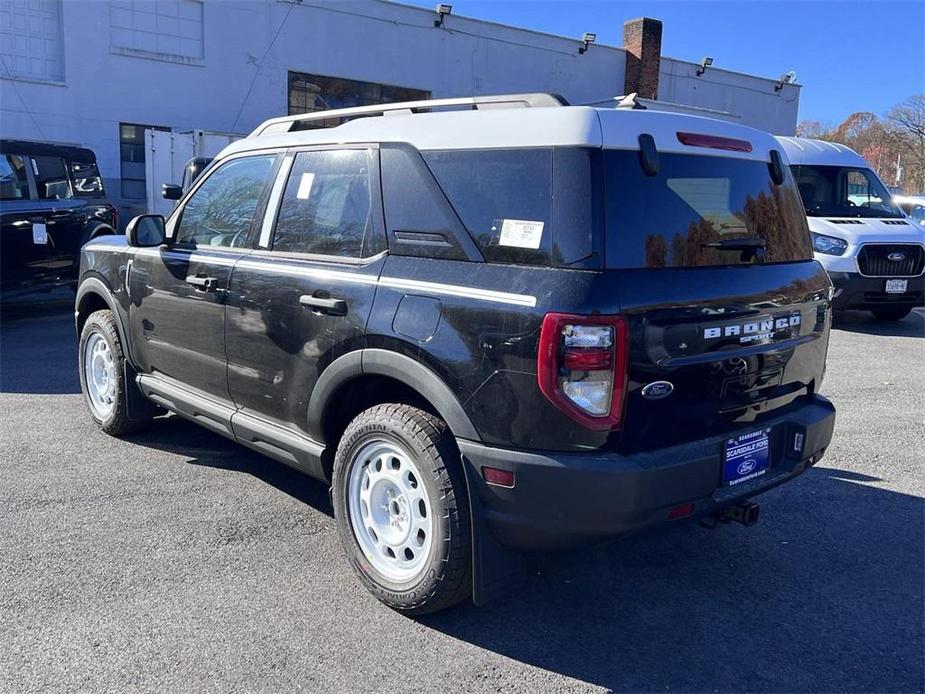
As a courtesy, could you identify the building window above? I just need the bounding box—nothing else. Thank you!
[0,0,65,82]
[120,123,168,199]
[287,72,429,128]
[109,0,204,60]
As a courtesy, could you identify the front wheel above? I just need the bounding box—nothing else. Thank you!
[78,309,149,436]
[871,307,912,321]
[332,404,471,615]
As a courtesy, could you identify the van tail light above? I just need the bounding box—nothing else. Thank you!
[112,206,119,232]
[537,313,629,431]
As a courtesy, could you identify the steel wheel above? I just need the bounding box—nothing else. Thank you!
[347,439,435,583]
[84,330,117,419]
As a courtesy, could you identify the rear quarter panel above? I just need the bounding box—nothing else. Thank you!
[367,255,609,450]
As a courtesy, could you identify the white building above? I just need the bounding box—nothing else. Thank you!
[0,0,802,225]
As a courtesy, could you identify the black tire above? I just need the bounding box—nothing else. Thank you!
[871,307,912,321]
[332,404,472,615]
[78,309,149,436]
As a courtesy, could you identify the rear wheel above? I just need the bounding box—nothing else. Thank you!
[332,404,471,615]
[871,307,912,321]
[78,309,149,435]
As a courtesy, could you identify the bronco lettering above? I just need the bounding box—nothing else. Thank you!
[703,313,801,341]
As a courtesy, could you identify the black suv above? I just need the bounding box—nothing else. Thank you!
[75,94,836,614]
[1,139,117,299]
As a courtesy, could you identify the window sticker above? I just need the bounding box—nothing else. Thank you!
[296,172,315,200]
[498,218,544,249]
[32,222,47,245]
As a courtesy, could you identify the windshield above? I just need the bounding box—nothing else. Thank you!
[790,165,903,218]
[605,151,812,268]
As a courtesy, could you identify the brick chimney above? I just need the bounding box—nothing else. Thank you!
[623,17,662,100]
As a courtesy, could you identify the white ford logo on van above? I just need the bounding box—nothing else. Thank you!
[887,252,906,262]
[737,459,757,476]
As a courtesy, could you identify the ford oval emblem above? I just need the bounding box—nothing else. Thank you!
[887,252,906,262]
[641,381,674,400]
[737,459,757,476]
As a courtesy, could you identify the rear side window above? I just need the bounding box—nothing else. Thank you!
[272,149,375,258]
[0,154,30,200]
[31,156,72,200]
[70,160,104,196]
[423,148,597,267]
[175,155,276,247]
[605,151,812,268]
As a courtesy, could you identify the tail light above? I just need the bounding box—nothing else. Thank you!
[676,132,753,153]
[537,313,629,431]
[112,206,119,232]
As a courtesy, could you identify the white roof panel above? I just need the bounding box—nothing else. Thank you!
[774,136,869,167]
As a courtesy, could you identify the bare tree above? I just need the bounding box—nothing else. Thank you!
[888,95,925,140]
[796,95,925,193]
[796,120,836,139]
[887,95,925,192]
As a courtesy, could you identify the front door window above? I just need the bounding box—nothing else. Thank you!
[174,155,276,248]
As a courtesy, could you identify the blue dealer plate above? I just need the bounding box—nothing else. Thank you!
[723,428,771,486]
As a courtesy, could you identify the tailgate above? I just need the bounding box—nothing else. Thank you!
[610,262,832,452]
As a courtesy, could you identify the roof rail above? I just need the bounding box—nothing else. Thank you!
[249,93,569,137]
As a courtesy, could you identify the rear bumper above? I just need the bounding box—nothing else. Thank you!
[459,395,835,552]
[829,271,924,311]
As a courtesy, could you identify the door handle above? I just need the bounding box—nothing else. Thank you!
[300,294,347,316]
[186,275,219,291]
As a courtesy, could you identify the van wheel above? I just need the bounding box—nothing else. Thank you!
[332,404,472,615]
[78,310,149,436]
[871,307,911,321]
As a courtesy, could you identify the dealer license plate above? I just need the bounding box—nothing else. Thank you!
[723,428,771,486]
[885,279,907,294]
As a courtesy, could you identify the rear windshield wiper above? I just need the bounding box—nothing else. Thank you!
[702,238,767,262]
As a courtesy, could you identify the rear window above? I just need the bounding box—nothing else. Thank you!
[423,148,597,267]
[70,160,105,197]
[605,151,811,268]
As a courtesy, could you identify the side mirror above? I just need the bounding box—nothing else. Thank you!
[162,183,183,200]
[126,214,167,247]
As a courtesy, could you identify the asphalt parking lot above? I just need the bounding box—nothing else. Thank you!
[1,292,922,694]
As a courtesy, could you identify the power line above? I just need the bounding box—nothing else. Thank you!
[0,58,48,140]
[230,1,295,133]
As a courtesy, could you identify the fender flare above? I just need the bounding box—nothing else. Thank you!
[80,222,115,246]
[75,276,130,360]
[306,348,480,443]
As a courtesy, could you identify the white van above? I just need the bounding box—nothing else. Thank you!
[776,136,924,321]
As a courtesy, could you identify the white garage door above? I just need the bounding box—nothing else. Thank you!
[0,0,64,82]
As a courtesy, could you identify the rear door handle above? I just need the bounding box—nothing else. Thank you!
[300,294,347,316]
[186,275,219,291]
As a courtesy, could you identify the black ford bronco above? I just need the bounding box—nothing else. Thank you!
[2,139,117,299]
[75,94,836,614]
